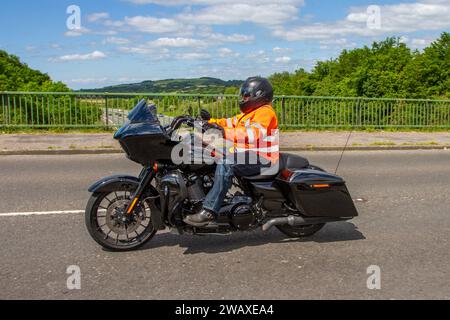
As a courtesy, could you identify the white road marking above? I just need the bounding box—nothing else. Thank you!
[0,201,366,217]
[0,210,85,217]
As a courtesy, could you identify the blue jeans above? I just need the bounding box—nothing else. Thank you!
[202,163,234,214]
[203,162,268,214]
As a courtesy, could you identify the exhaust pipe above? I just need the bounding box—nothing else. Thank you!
[262,215,347,231]
[262,215,306,232]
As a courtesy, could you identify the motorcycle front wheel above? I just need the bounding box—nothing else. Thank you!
[85,191,157,251]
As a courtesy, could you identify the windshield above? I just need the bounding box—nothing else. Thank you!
[113,100,163,141]
[127,99,158,123]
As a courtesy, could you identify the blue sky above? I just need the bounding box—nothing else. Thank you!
[0,0,449,89]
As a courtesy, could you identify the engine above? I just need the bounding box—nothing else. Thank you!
[185,173,259,230]
[159,171,259,231]
[229,196,256,230]
[186,173,206,201]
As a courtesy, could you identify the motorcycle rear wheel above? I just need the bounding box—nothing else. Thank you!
[85,191,157,251]
[276,223,325,238]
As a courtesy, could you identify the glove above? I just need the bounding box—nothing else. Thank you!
[200,109,211,121]
[203,122,225,137]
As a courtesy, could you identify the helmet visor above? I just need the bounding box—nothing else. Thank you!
[240,86,253,98]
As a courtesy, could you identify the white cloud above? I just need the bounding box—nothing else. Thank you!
[206,33,255,44]
[319,38,349,45]
[275,56,291,63]
[127,0,304,6]
[64,27,117,37]
[124,16,193,34]
[115,35,229,61]
[217,48,240,57]
[411,38,434,48]
[126,1,304,26]
[103,20,126,28]
[25,46,37,52]
[272,46,293,53]
[103,37,131,45]
[176,52,211,60]
[116,37,206,57]
[117,77,149,83]
[127,0,188,4]
[412,38,427,45]
[318,38,357,49]
[117,46,170,60]
[118,46,152,54]
[150,37,208,48]
[49,51,107,62]
[95,30,118,36]
[66,77,151,84]
[64,77,109,84]
[272,0,450,40]
[87,12,110,23]
[64,27,91,37]
[248,50,265,57]
[178,3,301,26]
[399,36,409,44]
[247,50,270,63]
[95,1,303,39]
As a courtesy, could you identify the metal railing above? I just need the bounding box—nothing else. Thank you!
[1,91,449,129]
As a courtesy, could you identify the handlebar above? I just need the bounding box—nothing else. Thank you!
[166,114,223,137]
[166,115,197,136]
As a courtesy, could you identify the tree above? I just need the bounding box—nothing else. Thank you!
[224,86,239,95]
[0,50,69,92]
[401,33,450,98]
[270,33,450,99]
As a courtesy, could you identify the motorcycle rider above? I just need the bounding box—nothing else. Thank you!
[184,76,279,226]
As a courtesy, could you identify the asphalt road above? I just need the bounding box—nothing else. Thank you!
[0,150,449,300]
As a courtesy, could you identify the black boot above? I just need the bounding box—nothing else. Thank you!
[183,209,215,227]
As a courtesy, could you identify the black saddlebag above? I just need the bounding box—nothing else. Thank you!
[277,169,358,218]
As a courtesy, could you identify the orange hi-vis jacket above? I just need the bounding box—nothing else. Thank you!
[209,104,279,162]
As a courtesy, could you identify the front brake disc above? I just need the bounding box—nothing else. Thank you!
[105,199,143,235]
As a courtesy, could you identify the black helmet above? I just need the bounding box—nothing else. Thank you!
[239,76,274,113]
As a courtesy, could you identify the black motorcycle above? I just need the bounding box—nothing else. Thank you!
[85,100,358,251]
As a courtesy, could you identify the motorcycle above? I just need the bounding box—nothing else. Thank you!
[85,100,358,251]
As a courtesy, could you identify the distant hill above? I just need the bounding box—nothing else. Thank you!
[81,77,243,94]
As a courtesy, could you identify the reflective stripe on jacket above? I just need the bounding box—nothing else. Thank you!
[209,104,279,162]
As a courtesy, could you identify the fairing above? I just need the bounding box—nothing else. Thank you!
[113,100,173,165]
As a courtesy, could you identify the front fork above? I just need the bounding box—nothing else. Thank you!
[125,164,157,215]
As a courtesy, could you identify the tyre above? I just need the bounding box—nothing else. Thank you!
[276,223,325,238]
[85,190,158,251]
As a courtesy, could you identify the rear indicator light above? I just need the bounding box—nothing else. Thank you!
[281,169,294,180]
[311,184,331,188]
